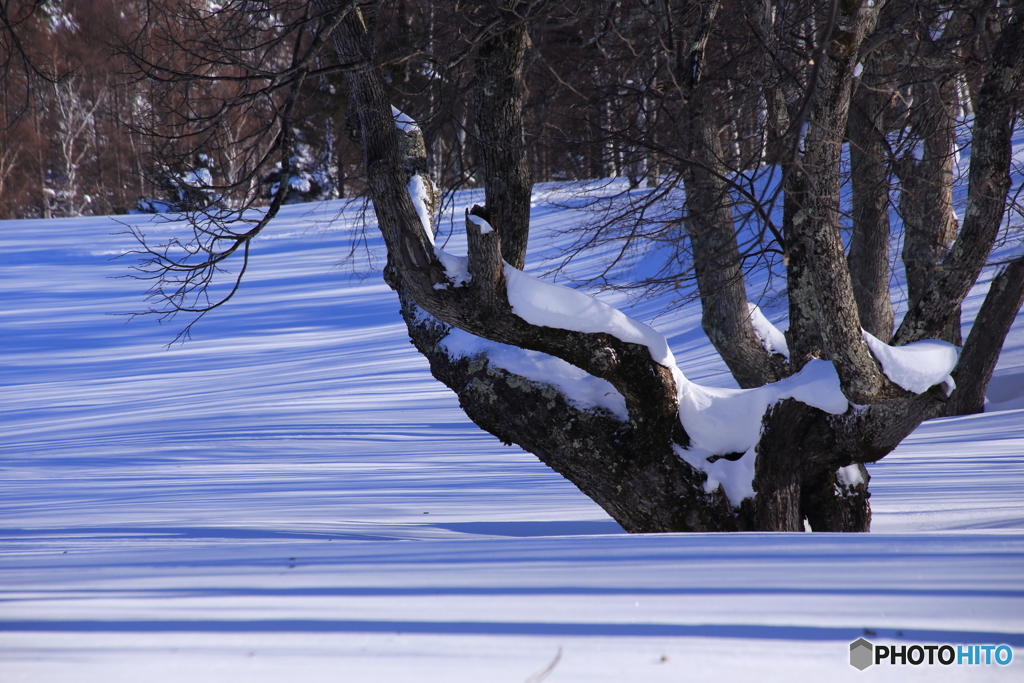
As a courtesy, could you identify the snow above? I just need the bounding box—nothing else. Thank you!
[504,264,674,365]
[836,464,865,488]
[863,330,959,394]
[441,329,628,420]
[181,167,212,187]
[676,360,849,504]
[391,105,419,133]
[435,249,471,286]
[748,302,790,359]
[408,174,434,242]
[468,212,493,234]
[1,183,1023,681]
[288,175,311,193]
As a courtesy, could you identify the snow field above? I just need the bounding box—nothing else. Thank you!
[2,189,1023,681]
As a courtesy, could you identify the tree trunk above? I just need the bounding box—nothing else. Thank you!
[473,10,533,270]
[324,0,1024,534]
[847,83,895,341]
[668,0,788,389]
[894,2,1024,346]
[946,255,1024,415]
[893,76,962,345]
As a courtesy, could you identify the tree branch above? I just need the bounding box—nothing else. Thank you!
[894,0,1024,345]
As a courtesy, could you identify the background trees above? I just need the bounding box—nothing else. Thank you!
[0,0,149,217]
[4,0,1022,532]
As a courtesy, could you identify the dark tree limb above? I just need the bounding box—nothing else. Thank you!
[666,0,787,389]
[473,5,533,270]
[894,0,1024,345]
[946,254,1024,415]
[847,81,896,342]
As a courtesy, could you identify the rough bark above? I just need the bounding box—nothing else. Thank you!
[847,83,895,341]
[893,74,962,345]
[894,2,1024,345]
[946,255,1024,415]
[473,7,533,270]
[668,0,787,389]
[754,385,949,533]
[786,0,901,404]
[802,463,871,533]
[681,111,789,388]
[784,170,827,371]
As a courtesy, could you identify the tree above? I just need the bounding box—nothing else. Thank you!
[123,0,1024,532]
[1,0,150,217]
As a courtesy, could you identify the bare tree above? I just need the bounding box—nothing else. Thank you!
[48,74,106,215]
[1,0,150,217]
[124,0,1024,532]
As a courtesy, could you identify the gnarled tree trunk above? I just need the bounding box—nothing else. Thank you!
[121,0,1024,532]
[327,0,1024,532]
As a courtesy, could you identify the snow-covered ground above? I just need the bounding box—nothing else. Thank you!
[2,188,1023,681]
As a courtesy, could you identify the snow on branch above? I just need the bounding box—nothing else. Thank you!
[441,329,628,420]
[503,265,674,366]
[391,106,419,133]
[862,331,958,394]
[676,360,849,505]
[747,302,790,359]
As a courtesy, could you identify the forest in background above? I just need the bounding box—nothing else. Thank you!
[2,0,1008,222]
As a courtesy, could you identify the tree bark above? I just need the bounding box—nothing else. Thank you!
[785,0,899,404]
[668,0,787,389]
[784,169,828,371]
[894,2,1024,345]
[473,4,533,270]
[893,74,962,344]
[946,255,1024,415]
[847,82,895,341]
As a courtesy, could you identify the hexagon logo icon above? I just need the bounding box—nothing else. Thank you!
[850,638,874,670]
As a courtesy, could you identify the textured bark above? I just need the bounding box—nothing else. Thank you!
[755,402,864,532]
[893,75,962,345]
[473,9,533,270]
[754,387,948,533]
[894,4,1024,345]
[670,0,787,389]
[847,84,895,341]
[946,255,1024,416]
[681,114,789,388]
[786,0,898,404]
[802,464,871,533]
[784,170,827,371]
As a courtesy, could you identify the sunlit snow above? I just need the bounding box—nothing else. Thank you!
[863,330,959,394]
[1,183,1022,682]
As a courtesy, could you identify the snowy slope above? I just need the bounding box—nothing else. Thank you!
[2,191,1023,682]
